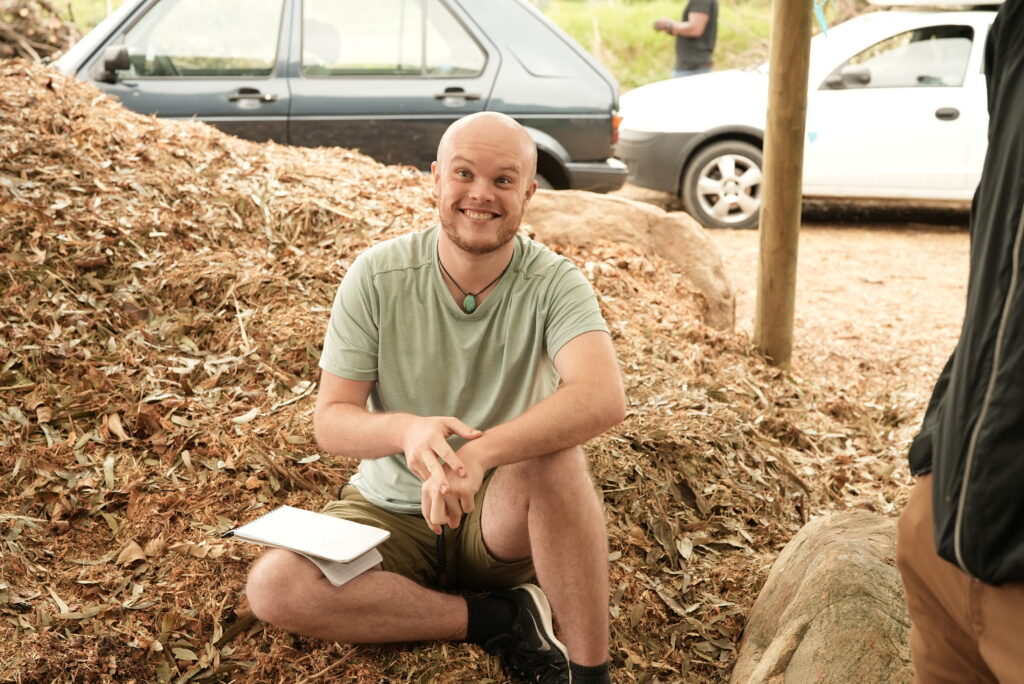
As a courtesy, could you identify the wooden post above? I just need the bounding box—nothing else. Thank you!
[753,0,813,368]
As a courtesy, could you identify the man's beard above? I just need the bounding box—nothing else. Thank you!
[439,210,519,256]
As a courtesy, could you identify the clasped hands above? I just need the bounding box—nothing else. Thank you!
[402,415,485,535]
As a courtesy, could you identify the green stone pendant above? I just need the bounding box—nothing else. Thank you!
[463,294,477,313]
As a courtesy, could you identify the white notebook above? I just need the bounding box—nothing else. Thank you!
[225,505,390,586]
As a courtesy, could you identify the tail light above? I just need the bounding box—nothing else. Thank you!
[611,112,622,146]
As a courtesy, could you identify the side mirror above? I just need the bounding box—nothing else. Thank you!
[98,45,130,84]
[824,63,871,89]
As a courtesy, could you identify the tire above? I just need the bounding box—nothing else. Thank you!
[681,140,764,229]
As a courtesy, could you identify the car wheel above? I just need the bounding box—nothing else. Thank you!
[682,140,763,229]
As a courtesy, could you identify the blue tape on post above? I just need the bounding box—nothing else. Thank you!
[814,0,834,35]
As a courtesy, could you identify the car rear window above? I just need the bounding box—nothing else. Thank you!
[470,1,593,79]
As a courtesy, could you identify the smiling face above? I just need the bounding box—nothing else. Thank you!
[432,113,538,256]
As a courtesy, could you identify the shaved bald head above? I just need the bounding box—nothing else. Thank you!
[436,112,537,179]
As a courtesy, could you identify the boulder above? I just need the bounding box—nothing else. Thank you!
[730,511,912,684]
[524,190,735,330]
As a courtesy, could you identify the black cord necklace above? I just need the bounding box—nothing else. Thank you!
[437,248,513,313]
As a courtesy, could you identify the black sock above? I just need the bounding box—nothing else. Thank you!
[570,661,611,684]
[464,595,517,645]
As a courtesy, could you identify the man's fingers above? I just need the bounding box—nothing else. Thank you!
[458,491,475,515]
[408,450,436,481]
[446,418,482,441]
[414,451,450,490]
[429,483,448,530]
[444,493,464,529]
[431,438,466,479]
[443,450,467,478]
[420,487,439,534]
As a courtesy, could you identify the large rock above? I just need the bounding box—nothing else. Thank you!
[524,190,735,330]
[730,511,912,684]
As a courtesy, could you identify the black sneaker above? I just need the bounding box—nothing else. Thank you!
[482,583,570,684]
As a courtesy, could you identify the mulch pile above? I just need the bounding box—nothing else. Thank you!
[0,59,910,683]
[0,0,77,62]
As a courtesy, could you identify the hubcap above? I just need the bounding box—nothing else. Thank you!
[695,153,763,226]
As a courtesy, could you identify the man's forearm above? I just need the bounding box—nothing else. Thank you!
[459,379,626,471]
[313,403,409,459]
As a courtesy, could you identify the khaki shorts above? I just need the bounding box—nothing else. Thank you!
[896,474,1024,683]
[321,472,535,591]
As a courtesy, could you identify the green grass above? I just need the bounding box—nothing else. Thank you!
[64,0,125,31]
[540,0,871,91]
[543,0,772,91]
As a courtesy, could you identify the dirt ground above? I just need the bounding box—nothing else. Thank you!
[713,214,969,383]
[724,214,973,508]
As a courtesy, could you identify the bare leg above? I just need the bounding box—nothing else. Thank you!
[482,446,609,666]
[246,550,467,643]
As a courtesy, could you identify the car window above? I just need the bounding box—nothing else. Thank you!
[824,25,974,89]
[472,1,592,79]
[301,0,485,77]
[119,0,284,77]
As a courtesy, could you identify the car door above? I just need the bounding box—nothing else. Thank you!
[286,0,498,169]
[803,19,986,199]
[84,0,291,144]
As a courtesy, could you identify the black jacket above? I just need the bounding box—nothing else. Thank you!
[908,0,1024,585]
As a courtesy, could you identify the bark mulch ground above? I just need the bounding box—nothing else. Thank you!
[2,60,938,683]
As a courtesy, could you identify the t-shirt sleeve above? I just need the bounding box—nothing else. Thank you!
[319,253,380,381]
[544,262,609,360]
[687,0,714,15]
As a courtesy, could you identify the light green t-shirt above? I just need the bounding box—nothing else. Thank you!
[319,224,608,514]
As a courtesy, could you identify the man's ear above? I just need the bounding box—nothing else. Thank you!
[431,161,441,197]
[524,179,538,203]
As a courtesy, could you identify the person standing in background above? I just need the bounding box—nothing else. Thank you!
[654,0,719,78]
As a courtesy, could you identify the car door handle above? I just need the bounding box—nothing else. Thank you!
[434,87,481,102]
[228,88,279,103]
[935,107,960,121]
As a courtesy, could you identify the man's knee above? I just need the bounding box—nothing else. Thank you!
[509,446,594,496]
[511,444,582,474]
[246,549,310,627]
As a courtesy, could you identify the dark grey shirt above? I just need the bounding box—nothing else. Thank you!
[674,0,718,71]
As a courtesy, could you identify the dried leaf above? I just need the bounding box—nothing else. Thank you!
[168,541,226,559]
[144,536,167,557]
[231,408,259,424]
[172,647,198,661]
[103,412,129,442]
[116,541,147,566]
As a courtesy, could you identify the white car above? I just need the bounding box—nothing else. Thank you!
[614,4,999,228]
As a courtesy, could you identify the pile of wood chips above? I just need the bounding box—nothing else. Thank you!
[0,0,78,62]
[0,59,911,683]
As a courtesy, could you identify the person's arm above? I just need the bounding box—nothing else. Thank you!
[313,370,479,482]
[421,330,626,530]
[653,12,710,38]
[461,330,626,470]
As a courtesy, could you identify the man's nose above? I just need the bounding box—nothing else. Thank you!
[468,178,494,201]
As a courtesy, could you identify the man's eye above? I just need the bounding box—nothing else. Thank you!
[497,177,512,184]
[456,169,471,178]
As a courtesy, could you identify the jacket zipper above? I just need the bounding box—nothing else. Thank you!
[954,201,1024,574]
